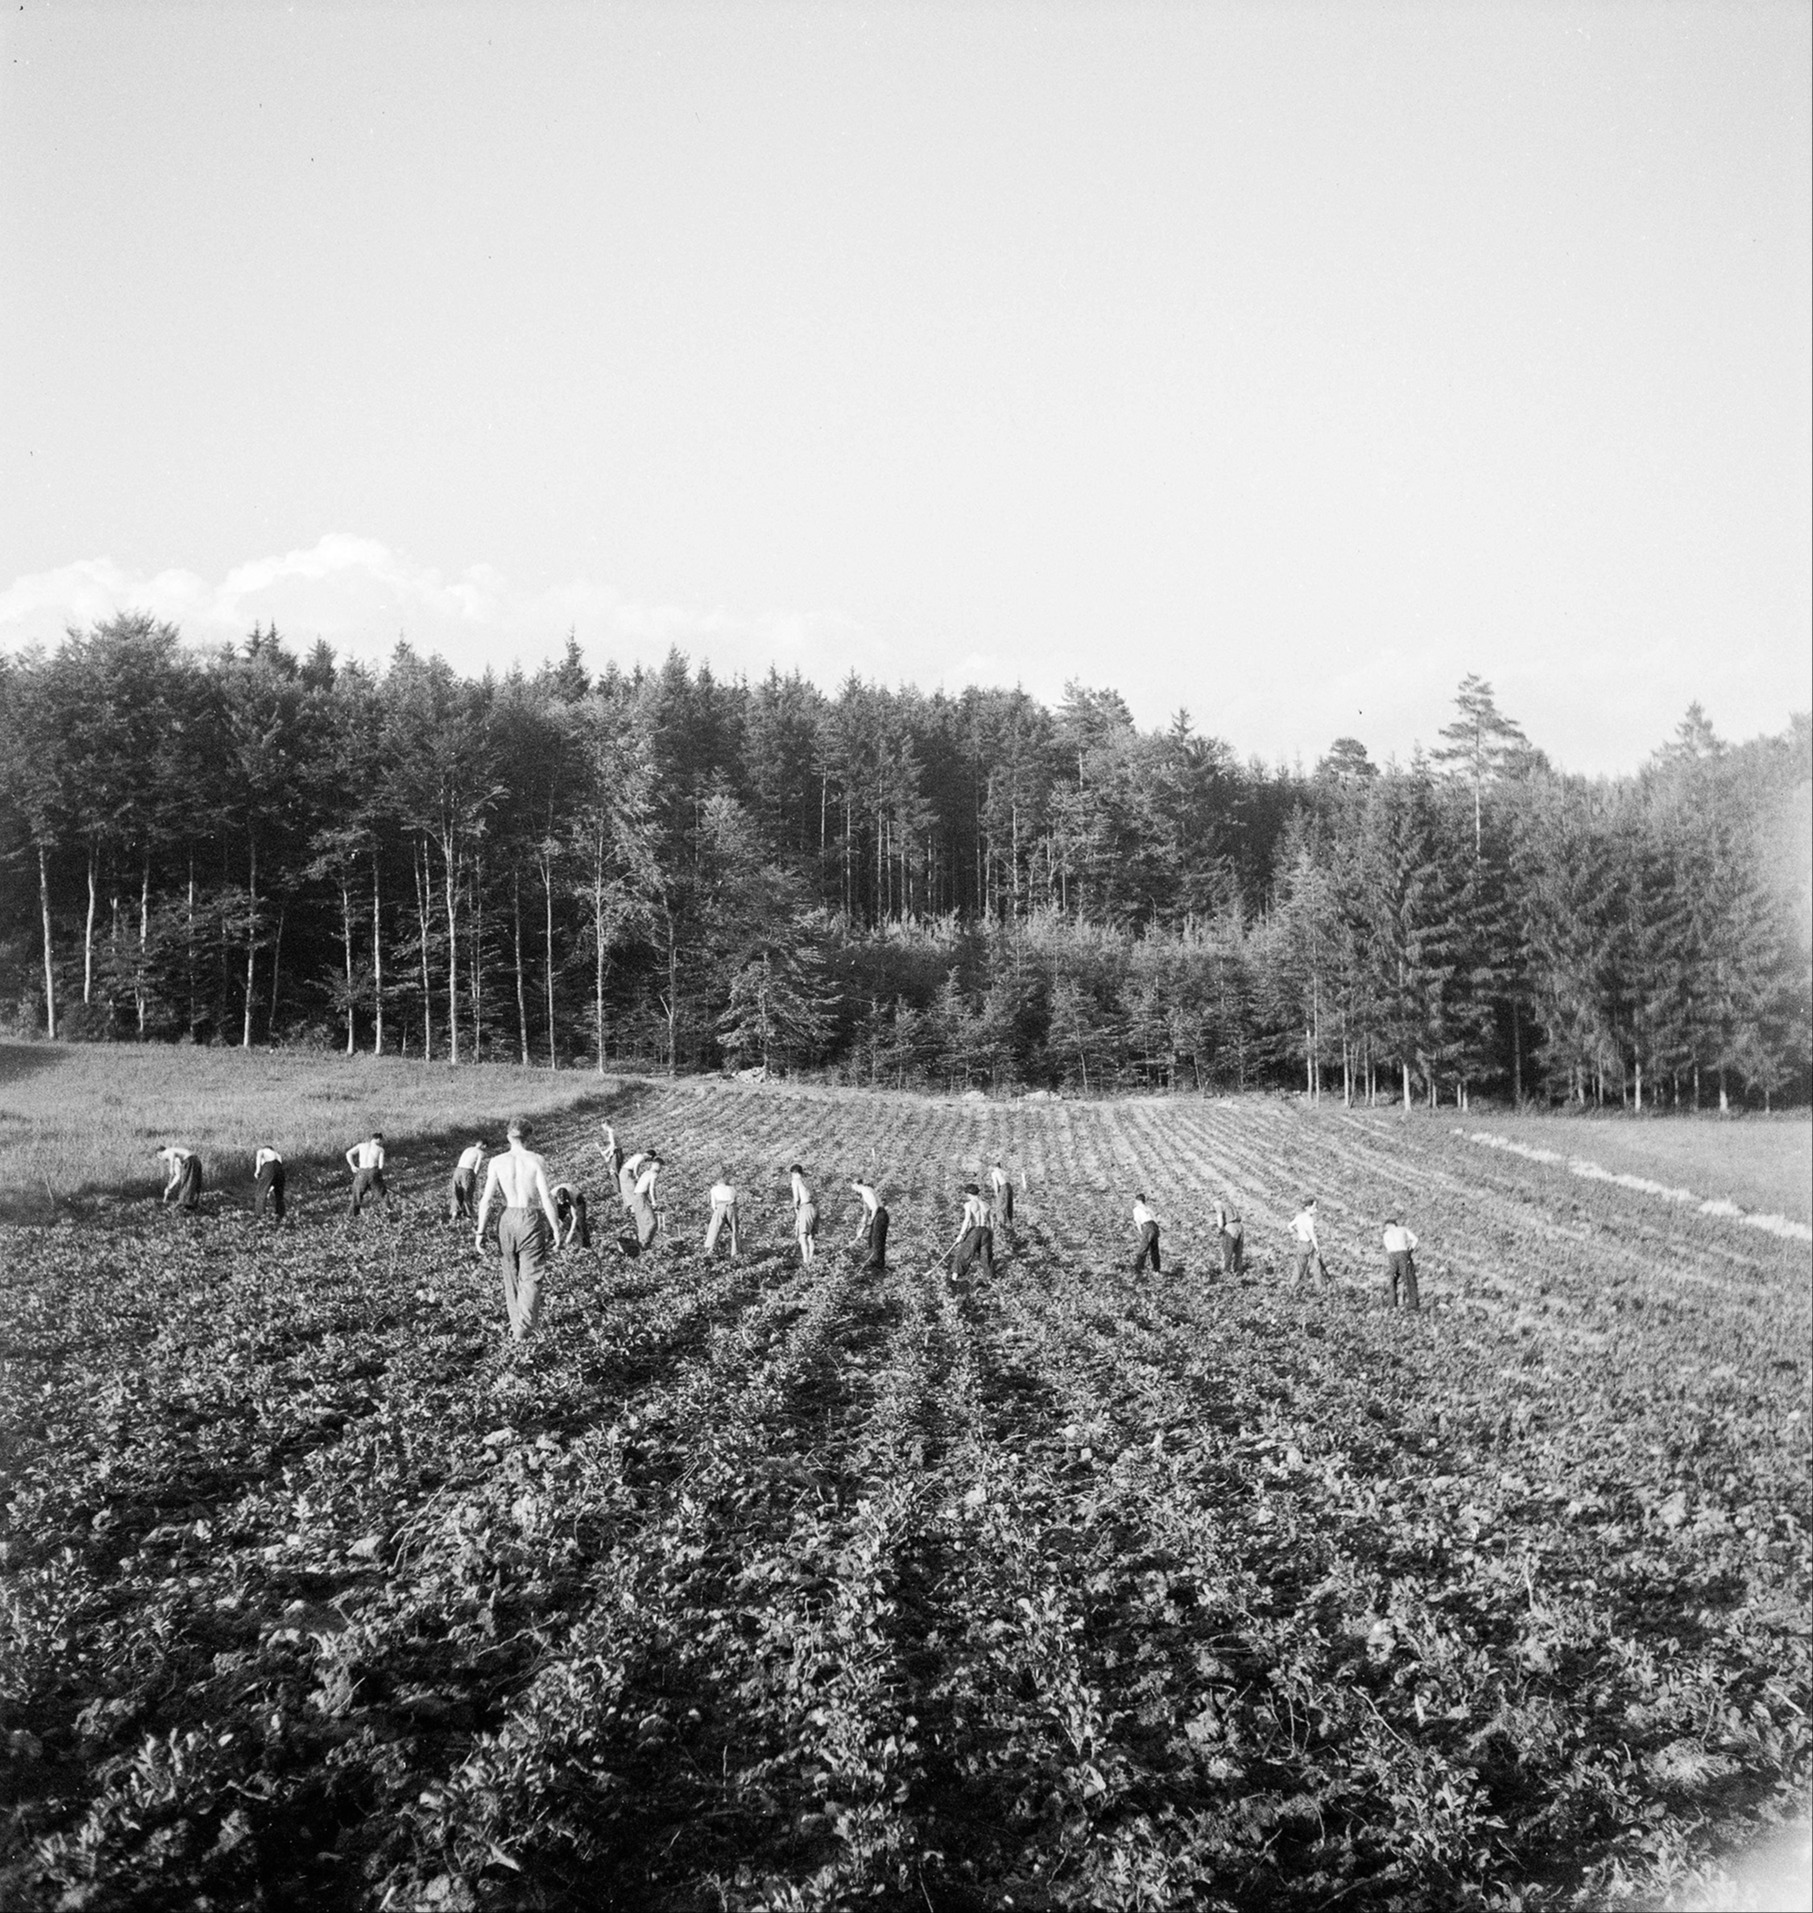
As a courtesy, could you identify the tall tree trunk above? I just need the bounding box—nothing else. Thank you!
[242,837,258,1049]
[371,849,385,1056]
[84,846,97,1004]
[415,839,434,1060]
[268,902,285,1034]
[513,871,529,1067]
[441,830,461,1065]
[342,876,356,1055]
[1402,1060,1412,1112]
[593,862,607,1075]
[1511,1000,1522,1105]
[543,856,558,1070]
[137,850,151,1036]
[38,843,57,1039]
[187,855,197,1037]
[469,849,483,1061]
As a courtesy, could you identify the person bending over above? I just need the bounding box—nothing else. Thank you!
[449,1140,485,1221]
[158,1144,202,1213]
[704,1171,740,1258]
[851,1178,889,1271]
[553,1181,591,1250]
[475,1118,559,1341]
[952,1183,994,1280]
[346,1132,388,1215]
[1131,1193,1162,1273]
[623,1153,663,1256]
[253,1146,285,1223]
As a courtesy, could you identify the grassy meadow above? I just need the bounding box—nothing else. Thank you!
[0,1040,624,1219]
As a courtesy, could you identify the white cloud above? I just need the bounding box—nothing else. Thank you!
[0,536,874,690]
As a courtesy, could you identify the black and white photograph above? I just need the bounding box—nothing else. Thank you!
[1,5,1808,1908]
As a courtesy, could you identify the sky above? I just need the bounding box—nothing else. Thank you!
[2,2,1808,775]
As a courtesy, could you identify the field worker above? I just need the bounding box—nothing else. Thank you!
[618,1146,647,1214]
[988,1160,1015,1243]
[552,1181,591,1250]
[622,1153,663,1256]
[253,1146,285,1223]
[952,1183,995,1280]
[596,1121,624,1186]
[449,1140,485,1221]
[345,1132,388,1215]
[851,1178,889,1271]
[704,1169,740,1257]
[1131,1192,1162,1273]
[1291,1197,1329,1285]
[475,1118,559,1341]
[1383,1215,1420,1310]
[158,1144,202,1212]
[790,1164,818,1266]
[1214,1200,1245,1278]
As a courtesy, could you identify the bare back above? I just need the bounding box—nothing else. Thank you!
[490,1146,551,1210]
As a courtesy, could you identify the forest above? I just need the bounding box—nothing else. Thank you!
[0,614,1806,1110]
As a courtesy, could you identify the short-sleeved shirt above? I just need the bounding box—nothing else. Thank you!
[710,1182,737,1208]
[1383,1224,1417,1254]
[1291,1210,1318,1244]
[255,1148,282,1172]
[1133,1200,1156,1231]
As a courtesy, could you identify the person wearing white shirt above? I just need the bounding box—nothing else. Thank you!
[704,1171,740,1258]
[157,1144,202,1212]
[1382,1217,1419,1310]
[988,1161,1014,1242]
[253,1146,285,1223]
[625,1154,663,1255]
[449,1140,485,1221]
[790,1164,818,1266]
[345,1132,388,1215]
[596,1122,624,1186]
[851,1179,888,1270]
[1290,1198,1328,1285]
[1132,1194,1161,1273]
[617,1150,646,1214]
[1213,1198,1245,1277]
[952,1184,994,1279]
[474,1118,560,1340]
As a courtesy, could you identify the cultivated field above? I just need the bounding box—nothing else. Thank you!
[1,1076,1808,1911]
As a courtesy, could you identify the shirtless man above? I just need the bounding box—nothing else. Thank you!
[449,1140,485,1221]
[1290,1198,1329,1285]
[851,1178,888,1271]
[1131,1192,1162,1273]
[952,1183,994,1280]
[552,1181,591,1250]
[474,1118,560,1340]
[253,1145,286,1222]
[157,1144,202,1213]
[790,1164,818,1266]
[704,1169,740,1258]
[596,1122,624,1187]
[345,1132,388,1215]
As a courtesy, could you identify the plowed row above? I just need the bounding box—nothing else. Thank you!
[2,1083,1807,1911]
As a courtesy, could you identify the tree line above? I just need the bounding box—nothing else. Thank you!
[1,614,1806,1110]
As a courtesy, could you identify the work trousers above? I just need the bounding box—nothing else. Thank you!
[991,1183,1014,1237]
[171,1157,202,1212]
[795,1201,818,1259]
[498,1207,550,1340]
[621,1191,658,1255]
[254,1160,285,1221]
[449,1168,477,1220]
[704,1200,738,1257]
[1385,1250,1419,1310]
[954,1223,994,1280]
[1294,1245,1329,1285]
[862,1204,889,1270]
[1218,1228,1243,1277]
[1132,1221,1161,1273]
[349,1167,387,1214]
[559,1193,590,1249]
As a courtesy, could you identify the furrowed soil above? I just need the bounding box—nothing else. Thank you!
[2,1080,1807,1912]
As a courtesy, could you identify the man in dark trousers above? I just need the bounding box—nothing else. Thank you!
[1214,1198,1244,1277]
[253,1146,286,1223]
[345,1132,388,1215]
[851,1178,889,1271]
[952,1184,994,1280]
[1383,1216,1419,1310]
[553,1181,591,1250]
[1131,1193,1162,1273]
[158,1145,202,1212]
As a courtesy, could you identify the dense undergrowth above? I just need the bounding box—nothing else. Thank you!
[1,1089,1807,1909]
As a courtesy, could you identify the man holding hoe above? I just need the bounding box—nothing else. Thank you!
[474,1118,560,1341]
